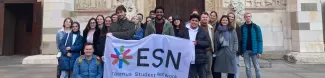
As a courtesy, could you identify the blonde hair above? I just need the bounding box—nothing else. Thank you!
[244,12,252,17]
[132,16,141,29]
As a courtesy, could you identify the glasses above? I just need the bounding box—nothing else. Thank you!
[90,22,96,24]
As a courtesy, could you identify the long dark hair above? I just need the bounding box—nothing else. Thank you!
[62,17,73,28]
[83,18,99,34]
[172,15,183,29]
[96,15,105,25]
[102,16,112,34]
[218,15,233,31]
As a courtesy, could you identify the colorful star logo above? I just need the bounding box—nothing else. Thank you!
[111,46,133,68]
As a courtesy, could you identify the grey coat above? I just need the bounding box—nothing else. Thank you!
[213,29,238,74]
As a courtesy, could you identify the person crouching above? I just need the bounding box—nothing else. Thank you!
[73,43,103,78]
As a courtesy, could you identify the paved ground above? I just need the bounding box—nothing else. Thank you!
[1,56,325,78]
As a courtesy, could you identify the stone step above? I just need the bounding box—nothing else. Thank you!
[22,55,58,64]
[22,55,272,68]
[238,56,272,68]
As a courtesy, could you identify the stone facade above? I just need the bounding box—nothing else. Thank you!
[40,0,325,64]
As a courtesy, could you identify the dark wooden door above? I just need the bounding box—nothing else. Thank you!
[156,0,205,23]
[13,3,34,55]
[31,2,42,55]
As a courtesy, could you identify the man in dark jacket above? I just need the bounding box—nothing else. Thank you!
[108,5,135,40]
[178,14,210,78]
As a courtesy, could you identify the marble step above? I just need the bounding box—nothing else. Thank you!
[22,55,272,68]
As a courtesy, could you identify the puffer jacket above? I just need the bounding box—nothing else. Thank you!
[59,32,83,70]
[178,27,211,64]
[241,23,263,54]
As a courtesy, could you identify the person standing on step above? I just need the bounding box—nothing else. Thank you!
[59,22,83,78]
[213,15,238,78]
[228,12,242,78]
[178,14,210,78]
[82,18,100,55]
[241,12,263,78]
[96,16,113,60]
[199,12,215,78]
[145,6,175,37]
[56,18,73,78]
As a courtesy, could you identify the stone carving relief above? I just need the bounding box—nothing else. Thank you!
[228,0,245,23]
[113,0,138,19]
[205,0,215,12]
[75,0,138,19]
[223,0,287,8]
[246,0,287,8]
[75,0,108,10]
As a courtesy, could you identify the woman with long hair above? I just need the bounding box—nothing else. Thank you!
[56,18,73,78]
[131,16,144,40]
[96,15,105,30]
[213,15,238,78]
[96,16,113,60]
[228,12,242,78]
[82,18,100,55]
[172,15,182,36]
[58,22,83,78]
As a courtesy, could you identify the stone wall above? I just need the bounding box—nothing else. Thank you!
[41,0,154,54]
[222,0,289,52]
[41,0,74,54]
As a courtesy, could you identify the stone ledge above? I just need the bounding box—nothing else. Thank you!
[261,51,289,60]
[239,56,272,68]
[22,55,57,64]
[284,52,325,64]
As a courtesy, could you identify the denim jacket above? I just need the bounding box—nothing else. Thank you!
[56,28,66,52]
[73,55,103,78]
[133,27,144,40]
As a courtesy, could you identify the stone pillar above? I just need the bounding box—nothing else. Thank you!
[285,0,325,64]
[41,0,75,54]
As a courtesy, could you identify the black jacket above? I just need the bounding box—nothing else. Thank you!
[82,29,100,55]
[109,19,135,40]
[178,27,211,64]
[93,30,106,57]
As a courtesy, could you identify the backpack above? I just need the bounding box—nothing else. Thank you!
[78,55,101,66]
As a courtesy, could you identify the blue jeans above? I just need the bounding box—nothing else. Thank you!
[235,55,239,78]
[60,70,73,78]
[243,50,261,78]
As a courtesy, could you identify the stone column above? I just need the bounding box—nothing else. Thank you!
[285,0,325,64]
[41,0,75,54]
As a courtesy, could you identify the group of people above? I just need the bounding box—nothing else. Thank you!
[55,5,263,78]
